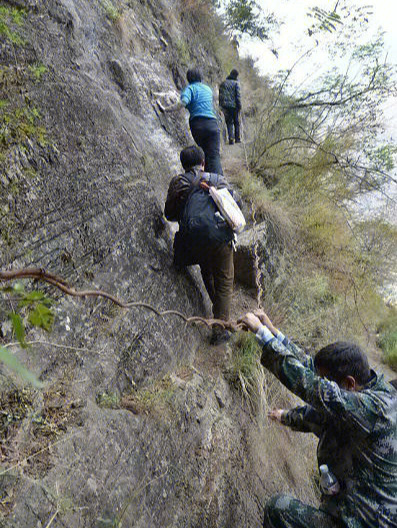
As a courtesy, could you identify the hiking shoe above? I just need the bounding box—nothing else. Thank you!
[210,327,232,346]
[229,139,234,145]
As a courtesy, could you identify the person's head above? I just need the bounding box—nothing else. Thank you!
[180,145,205,171]
[228,69,239,80]
[186,67,202,84]
[314,341,371,391]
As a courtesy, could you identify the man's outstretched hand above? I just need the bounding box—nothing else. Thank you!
[268,409,285,423]
[238,313,263,333]
[252,309,277,335]
[239,310,277,335]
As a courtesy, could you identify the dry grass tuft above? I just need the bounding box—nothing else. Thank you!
[120,375,177,418]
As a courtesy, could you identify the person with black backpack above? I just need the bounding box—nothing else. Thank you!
[219,69,241,145]
[164,145,235,345]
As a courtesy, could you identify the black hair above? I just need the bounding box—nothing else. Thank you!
[314,341,371,386]
[186,67,202,84]
[228,69,239,80]
[180,145,205,170]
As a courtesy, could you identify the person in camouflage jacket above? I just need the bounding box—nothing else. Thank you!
[219,69,241,144]
[239,310,397,528]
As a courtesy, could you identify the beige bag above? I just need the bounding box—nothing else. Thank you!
[209,187,246,234]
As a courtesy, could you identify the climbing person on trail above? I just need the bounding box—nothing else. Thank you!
[239,309,397,528]
[219,69,241,145]
[156,67,223,175]
[164,145,235,345]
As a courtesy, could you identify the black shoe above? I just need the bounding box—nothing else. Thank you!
[210,327,232,346]
[229,139,234,145]
[235,139,241,143]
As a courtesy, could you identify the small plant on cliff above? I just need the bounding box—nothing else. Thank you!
[120,375,176,417]
[0,6,26,45]
[0,101,47,149]
[0,282,55,387]
[100,0,121,21]
[28,63,48,83]
[96,391,121,409]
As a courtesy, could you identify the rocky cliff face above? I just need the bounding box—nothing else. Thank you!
[0,1,315,526]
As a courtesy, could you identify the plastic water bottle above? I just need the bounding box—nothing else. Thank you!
[319,464,340,495]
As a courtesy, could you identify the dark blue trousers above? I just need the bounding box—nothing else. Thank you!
[189,117,223,175]
[222,107,240,142]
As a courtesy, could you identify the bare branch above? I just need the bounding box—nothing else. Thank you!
[0,268,245,332]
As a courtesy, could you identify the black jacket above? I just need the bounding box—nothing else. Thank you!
[219,78,241,110]
[164,167,231,222]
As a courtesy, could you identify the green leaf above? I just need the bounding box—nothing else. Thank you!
[22,290,44,304]
[0,346,44,388]
[28,303,54,332]
[13,282,25,293]
[19,290,53,307]
[8,312,27,348]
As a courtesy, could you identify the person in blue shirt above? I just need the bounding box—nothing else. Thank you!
[156,67,223,175]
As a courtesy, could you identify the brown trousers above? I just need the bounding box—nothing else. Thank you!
[199,243,234,321]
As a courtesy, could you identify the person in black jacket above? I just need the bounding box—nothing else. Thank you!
[219,69,241,145]
[164,145,234,345]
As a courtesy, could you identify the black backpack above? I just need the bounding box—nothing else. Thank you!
[173,172,234,267]
[218,81,228,108]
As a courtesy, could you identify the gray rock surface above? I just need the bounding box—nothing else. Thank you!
[234,222,281,289]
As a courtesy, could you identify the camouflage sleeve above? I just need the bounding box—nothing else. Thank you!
[258,334,377,434]
[280,336,314,370]
[282,405,327,436]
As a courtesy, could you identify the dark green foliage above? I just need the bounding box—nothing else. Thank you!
[220,0,277,41]
[5,284,55,334]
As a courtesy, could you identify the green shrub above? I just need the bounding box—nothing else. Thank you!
[377,308,397,370]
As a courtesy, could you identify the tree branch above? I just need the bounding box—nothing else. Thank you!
[0,268,245,332]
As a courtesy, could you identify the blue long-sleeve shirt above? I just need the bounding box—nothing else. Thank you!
[180,82,216,121]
